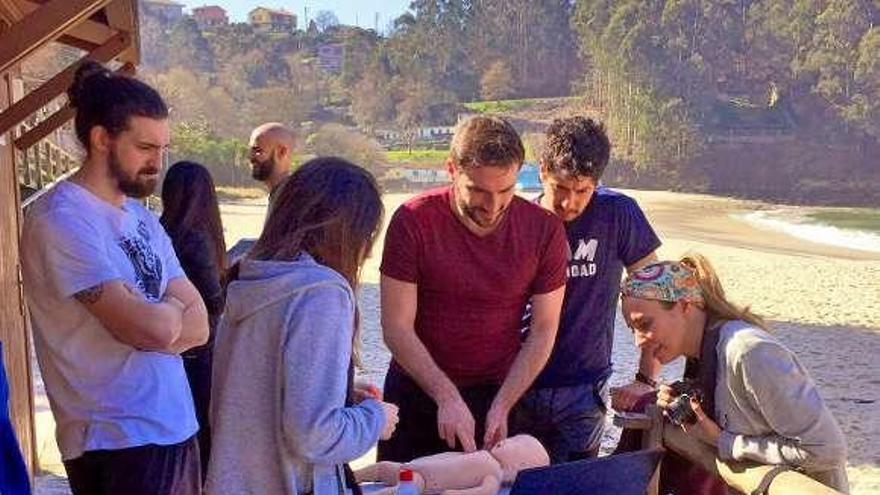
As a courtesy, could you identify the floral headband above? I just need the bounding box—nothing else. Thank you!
[621,261,704,305]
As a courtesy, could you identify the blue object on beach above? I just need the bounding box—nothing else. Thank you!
[509,449,662,495]
[0,341,31,495]
[516,163,542,192]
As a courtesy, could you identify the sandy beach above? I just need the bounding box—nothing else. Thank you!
[34,188,880,494]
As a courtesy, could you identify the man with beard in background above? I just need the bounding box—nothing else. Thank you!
[223,123,297,264]
[20,61,208,495]
[248,122,295,210]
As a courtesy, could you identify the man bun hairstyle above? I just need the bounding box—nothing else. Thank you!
[68,60,168,153]
[541,116,611,181]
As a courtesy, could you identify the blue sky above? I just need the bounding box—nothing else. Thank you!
[177,1,412,31]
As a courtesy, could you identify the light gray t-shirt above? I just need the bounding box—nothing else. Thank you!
[21,181,198,460]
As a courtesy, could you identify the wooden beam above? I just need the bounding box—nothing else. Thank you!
[102,0,138,65]
[57,34,100,53]
[14,0,117,51]
[0,0,25,21]
[0,0,113,75]
[663,426,844,495]
[0,31,130,137]
[14,63,134,151]
[13,106,73,151]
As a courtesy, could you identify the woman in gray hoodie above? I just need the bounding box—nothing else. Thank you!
[206,158,399,495]
[620,254,848,493]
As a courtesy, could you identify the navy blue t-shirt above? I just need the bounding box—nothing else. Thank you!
[533,188,661,388]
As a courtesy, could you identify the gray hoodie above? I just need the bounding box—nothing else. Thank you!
[715,320,849,493]
[206,254,385,495]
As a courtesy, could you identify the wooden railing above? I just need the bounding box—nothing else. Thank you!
[17,137,79,209]
[13,90,80,209]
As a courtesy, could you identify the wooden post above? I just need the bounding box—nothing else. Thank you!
[641,406,663,495]
[0,69,37,479]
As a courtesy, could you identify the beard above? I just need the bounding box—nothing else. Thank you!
[459,198,507,228]
[109,148,158,199]
[251,157,274,181]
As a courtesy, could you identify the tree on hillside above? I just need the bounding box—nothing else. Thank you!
[852,27,880,139]
[310,124,385,174]
[149,68,241,137]
[167,18,215,73]
[351,54,396,131]
[243,86,312,131]
[803,0,875,134]
[206,23,258,66]
[315,10,340,32]
[396,80,436,152]
[480,61,515,101]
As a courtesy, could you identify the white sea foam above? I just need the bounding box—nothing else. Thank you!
[736,209,880,254]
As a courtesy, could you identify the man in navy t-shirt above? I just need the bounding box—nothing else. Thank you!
[515,117,662,463]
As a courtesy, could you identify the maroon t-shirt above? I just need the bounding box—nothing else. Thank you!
[381,187,568,386]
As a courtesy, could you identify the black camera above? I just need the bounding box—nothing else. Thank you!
[664,380,702,427]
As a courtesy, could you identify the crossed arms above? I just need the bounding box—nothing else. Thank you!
[75,277,209,354]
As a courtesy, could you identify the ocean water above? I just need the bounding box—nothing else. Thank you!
[737,209,880,254]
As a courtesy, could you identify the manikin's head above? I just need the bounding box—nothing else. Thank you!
[489,434,550,483]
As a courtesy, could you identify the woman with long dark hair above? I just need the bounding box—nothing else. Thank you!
[206,157,399,495]
[160,161,227,481]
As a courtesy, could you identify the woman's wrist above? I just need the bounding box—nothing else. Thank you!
[635,371,657,388]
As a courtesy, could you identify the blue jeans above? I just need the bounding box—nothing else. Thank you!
[513,379,609,464]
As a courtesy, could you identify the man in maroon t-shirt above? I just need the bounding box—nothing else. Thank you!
[379,115,569,462]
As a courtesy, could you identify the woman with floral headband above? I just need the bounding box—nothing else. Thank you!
[620,254,849,493]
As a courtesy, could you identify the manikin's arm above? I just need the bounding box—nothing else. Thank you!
[441,475,501,495]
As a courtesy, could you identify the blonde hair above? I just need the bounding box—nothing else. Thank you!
[680,253,768,330]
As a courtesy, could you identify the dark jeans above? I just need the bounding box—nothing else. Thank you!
[64,436,200,495]
[378,365,502,461]
[512,379,609,464]
[183,346,213,483]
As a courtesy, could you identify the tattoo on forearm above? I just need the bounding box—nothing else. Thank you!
[74,284,104,305]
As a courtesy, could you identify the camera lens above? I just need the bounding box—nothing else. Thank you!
[665,393,697,426]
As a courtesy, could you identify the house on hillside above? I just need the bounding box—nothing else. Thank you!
[248,7,297,33]
[376,126,455,143]
[317,43,344,73]
[383,166,448,191]
[141,0,184,24]
[192,5,228,29]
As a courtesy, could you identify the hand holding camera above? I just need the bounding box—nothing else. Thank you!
[657,380,722,447]
[658,380,701,426]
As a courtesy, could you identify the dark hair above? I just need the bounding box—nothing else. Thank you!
[450,115,525,170]
[68,61,168,153]
[251,156,383,290]
[541,116,611,181]
[250,157,383,366]
[160,162,227,285]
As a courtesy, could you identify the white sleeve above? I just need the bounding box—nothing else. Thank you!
[28,208,121,299]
